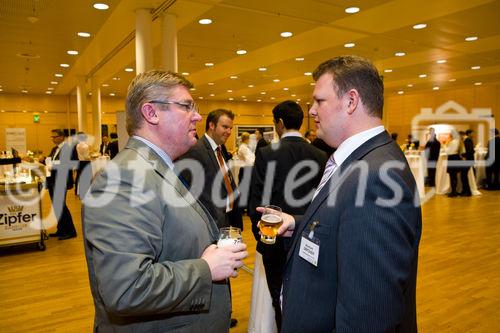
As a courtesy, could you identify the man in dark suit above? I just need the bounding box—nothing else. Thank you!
[107,132,119,159]
[274,56,422,332]
[254,128,268,149]
[248,100,327,330]
[424,127,441,187]
[99,134,110,155]
[485,128,500,190]
[45,129,77,240]
[459,129,475,196]
[177,109,242,231]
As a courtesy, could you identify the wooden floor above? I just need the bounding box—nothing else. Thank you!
[1,189,499,332]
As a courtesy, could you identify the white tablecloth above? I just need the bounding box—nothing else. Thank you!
[248,252,278,333]
[435,154,481,196]
[405,152,425,199]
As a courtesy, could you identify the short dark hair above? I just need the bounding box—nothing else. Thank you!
[313,55,384,118]
[206,109,235,131]
[51,129,65,137]
[272,100,304,130]
[465,129,473,135]
[110,132,118,139]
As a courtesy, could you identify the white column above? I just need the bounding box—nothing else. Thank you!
[161,13,178,72]
[91,77,102,149]
[135,8,153,74]
[76,77,87,132]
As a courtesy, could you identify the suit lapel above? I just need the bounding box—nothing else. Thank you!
[201,135,238,193]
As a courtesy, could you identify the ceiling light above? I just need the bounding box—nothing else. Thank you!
[257,99,262,102]
[384,69,393,73]
[45,91,52,94]
[471,65,480,70]
[198,96,204,100]
[310,82,315,86]
[93,3,109,10]
[54,73,63,77]
[433,86,440,90]
[241,96,246,98]
[260,91,266,95]
[304,72,312,76]
[198,18,212,25]
[227,89,233,93]
[236,49,247,55]
[283,87,289,91]
[22,110,27,112]
[419,74,427,78]
[474,82,482,86]
[0,89,3,92]
[230,75,238,79]
[77,32,91,38]
[296,98,301,102]
[398,91,404,95]
[345,7,360,14]
[124,68,134,72]
[109,93,115,96]
[112,77,120,80]
[60,63,69,68]
[436,59,447,64]
[413,23,427,30]
[258,67,267,72]
[182,72,189,76]
[47,87,54,90]
[465,36,478,42]
[407,84,413,87]
[205,62,214,67]
[67,50,78,55]
[229,97,234,101]
[344,43,355,48]
[295,57,304,61]
[395,52,406,57]
[190,88,196,91]
[21,89,28,93]
[209,93,215,97]
[291,94,296,97]
[208,82,214,86]
[243,99,247,101]
[280,31,293,38]
[102,83,109,87]
[273,79,280,82]
[449,78,456,82]
[50,81,58,85]
[270,97,275,100]
[248,84,254,88]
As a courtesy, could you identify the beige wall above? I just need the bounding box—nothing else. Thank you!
[1,83,497,155]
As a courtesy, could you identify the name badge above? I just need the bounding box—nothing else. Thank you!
[298,221,320,266]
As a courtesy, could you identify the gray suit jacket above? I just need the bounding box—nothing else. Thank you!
[83,137,231,333]
[281,131,422,333]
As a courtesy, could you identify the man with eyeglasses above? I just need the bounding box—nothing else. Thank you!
[83,70,247,333]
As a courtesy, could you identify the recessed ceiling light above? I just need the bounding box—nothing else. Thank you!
[47,87,54,90]
[44,110,48,113]
[395,52,406,57]
[190,88,196,91]
[50,81,58,85]
[260,91,266,95]
[449,78,456,82]
[304,72,312,76]
[345,7,360,14]
[60,63,70,68]
[205,62,214,67]
[296,98,301,102]
[419,74,427,78]
[67,50,78,55]
[77,32,91,38]
[270,97,275,100]
[248,84,254,88]
[227,89,233,93]
[310,82,315,86]
[257,99,262,102]
[465,36,478,42]
[436,59,447,64]
[21,89,28,93]
[230,75,238,79]
[54,73,63,77]
[474,82,482,86]
[198,18,212,25]
[22,110,27,112]
[258,67,267,72]
[0,89,3,92]
[398,91,404,95]
[109,93,115,96]
[102,83,109,87]
[384,69,393,73]
[182,72,189,76]
[229,97,234,101]
[112,77,120,80]
[236,49,247,55]
[125,68,134,72]
[291,94,296,97]
[93,3,109,10]
[209,93,215,97]
[407,84,413,87]
[413,23,427,30]
[243,99,247,101]
[344,42,355,48]
[208,82,214,86]
[45,91,52,94]
[283,87,289,91]
[471,65,480,70]
[433,86,440,90]
[241,96,246,98]
[198,96,204,100]
[273,79,280,82]
[295,57,304,61]
[280,31,293,38]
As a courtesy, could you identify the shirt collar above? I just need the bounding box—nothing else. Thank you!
[204,133,219,151]
[281,130,302,139]
[333,126,385,166]
[132,135,174,170]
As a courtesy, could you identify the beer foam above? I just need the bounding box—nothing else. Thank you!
[262,214,281,223]
[217,238,241,248]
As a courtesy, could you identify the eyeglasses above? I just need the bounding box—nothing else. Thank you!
[148,100,198,114]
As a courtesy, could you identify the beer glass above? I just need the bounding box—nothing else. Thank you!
[217,227,242,248]
[259,205,283,244]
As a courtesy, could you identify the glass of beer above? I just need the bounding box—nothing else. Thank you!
[217,227,242,248]
[259,205,283,244]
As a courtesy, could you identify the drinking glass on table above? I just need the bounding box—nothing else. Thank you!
[217,227,242,248]
[259,205,283,244]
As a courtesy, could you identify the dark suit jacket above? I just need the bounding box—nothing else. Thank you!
[108,141,119,159]
[177,135,242,229]
[256,138,268,149]
[248,136,327,255]
[281,131,422,333]
[99,143,109,155]
[463,137,474,161]
[46,142,75,190]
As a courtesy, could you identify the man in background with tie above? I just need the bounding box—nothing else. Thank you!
[274,55,422,332]
[177,108,243,328]
[45,129,77,240]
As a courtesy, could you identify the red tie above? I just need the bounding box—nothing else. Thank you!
[216,146,234,210]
